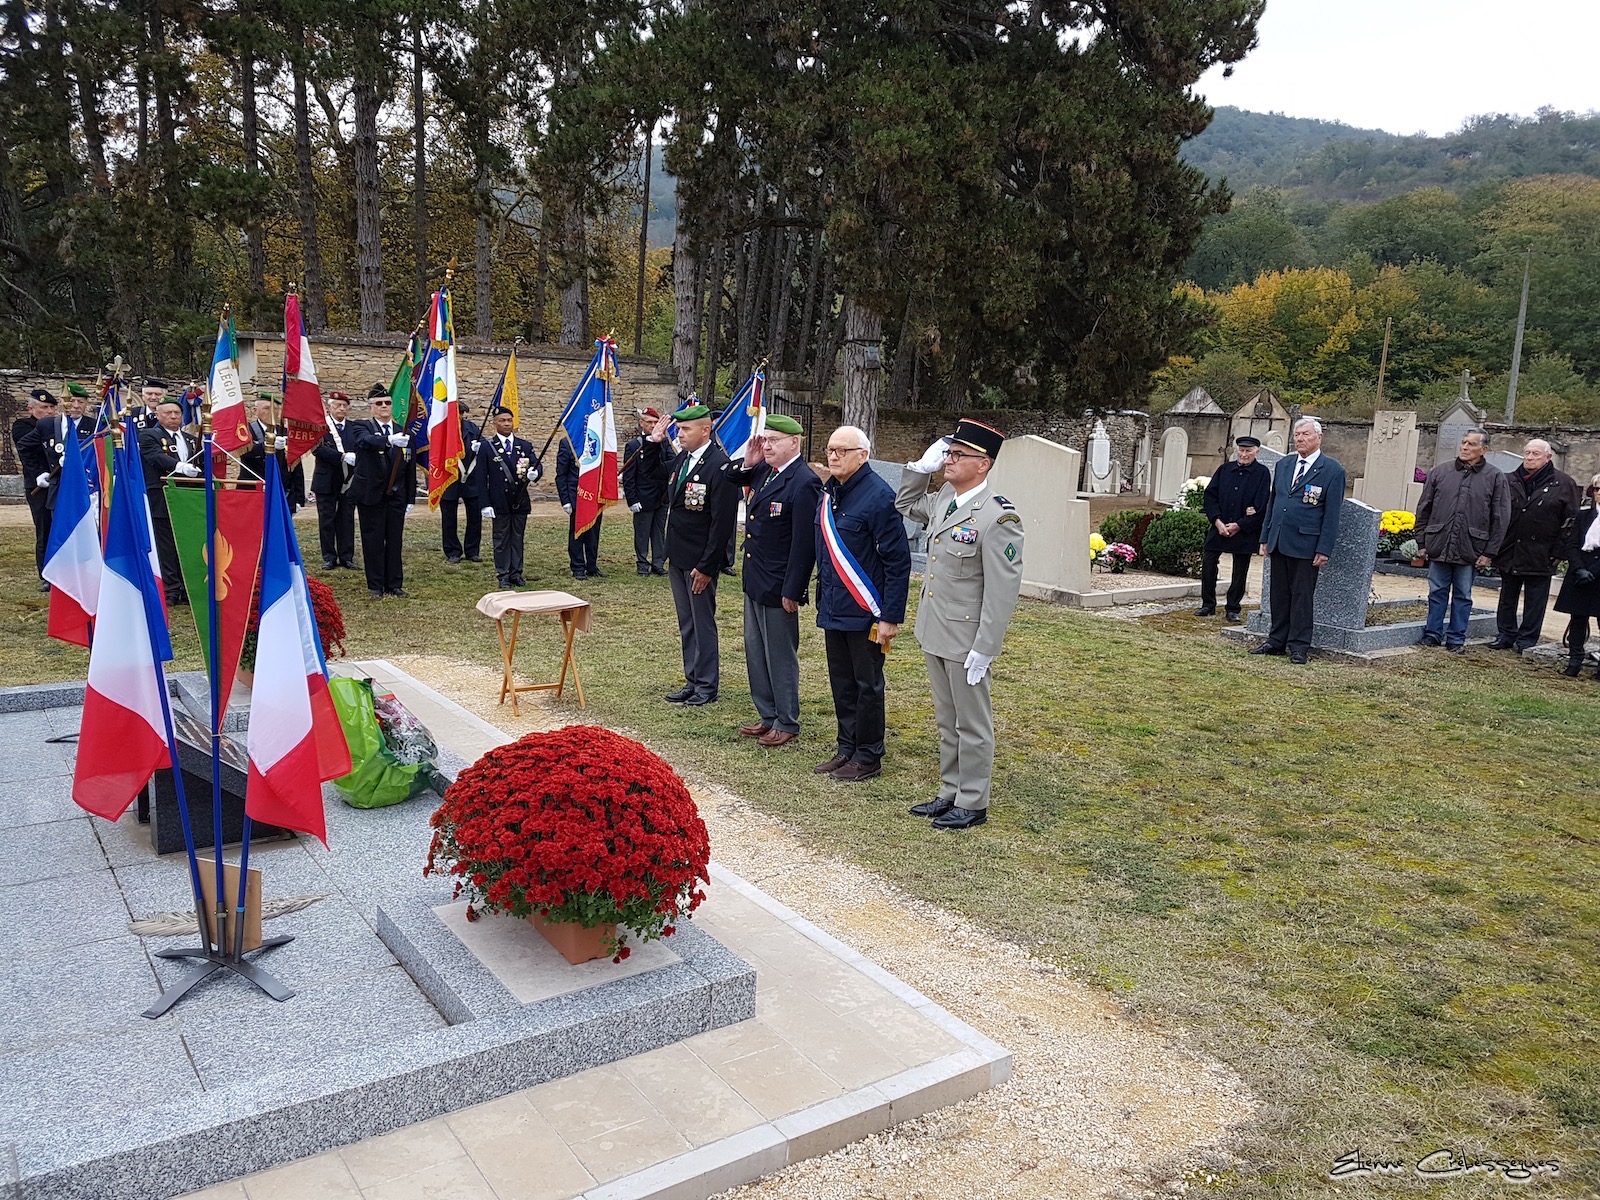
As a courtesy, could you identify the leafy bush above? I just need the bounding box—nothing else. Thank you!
[1100,510,1160,551]
[1141,509,1211,577]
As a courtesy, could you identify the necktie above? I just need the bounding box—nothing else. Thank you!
[675,454,692,490]
[1292,458,1308,488]
[502,437,511,455]
[383,423,391,438]
[945,499,958,518]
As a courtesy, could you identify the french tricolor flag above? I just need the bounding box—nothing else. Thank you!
[43,419,101,647]
[244,458,351,845]
[73,437,174,821]
[282,293,327,468]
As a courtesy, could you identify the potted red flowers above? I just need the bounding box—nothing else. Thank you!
[424,726,711,964]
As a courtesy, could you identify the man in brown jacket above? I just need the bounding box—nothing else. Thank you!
[1491,439,1582,653]
[1415,429,1511,653]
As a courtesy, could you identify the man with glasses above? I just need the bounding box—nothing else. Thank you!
[896,418,1024,830]
[351,382,417,599]
[813,426,911,783]
[649,401,739,705]
[729,414,822,747]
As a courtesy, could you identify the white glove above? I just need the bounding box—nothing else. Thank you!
[406,503,415,514]
[630,503,642,513]
[482,506,496,518]
[174,462,201,477]
[388,433,410,447]
[471,440,481,453]
[273,435,288,451]
[963,650,994,686]
[342,451,356,466]
[910,436,952,473]
[562,503,573,514]
[36,472,51,487]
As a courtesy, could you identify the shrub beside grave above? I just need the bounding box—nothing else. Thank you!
[1141,509,1210,577]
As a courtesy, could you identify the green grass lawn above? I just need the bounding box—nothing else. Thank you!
[5,506,1596,1194]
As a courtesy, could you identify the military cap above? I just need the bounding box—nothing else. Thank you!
[673,403,711,421]
[143,377,168,390]
[65,382,89,398]
[1235,435,1261,448]
[951,417,1005,459]
[764,414,804,436]
[327,390,352,402]
[257,391,276,402]
[368,382,390,399]
[30,387,57,405]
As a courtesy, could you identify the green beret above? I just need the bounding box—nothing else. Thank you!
[764,414,803,435]
[257,391,275,402]
[65,382,89,398]
[673,403,710,421]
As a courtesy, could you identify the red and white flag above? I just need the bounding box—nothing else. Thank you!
[245,457,351,844]
[43,419,101,647]
[74,437,173,821]
[423,286,465,509]
[282,293,327,468]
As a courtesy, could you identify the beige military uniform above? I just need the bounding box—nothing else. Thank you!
[895,470,1025,811]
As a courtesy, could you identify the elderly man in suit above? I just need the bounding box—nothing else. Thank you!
[351,383,417,599]
[623,408,672,575]
[139,398,203,605]
[472,405,543,588]
[896,418,1024,830]
[1257,417,1347,664]
[728,413,822,747]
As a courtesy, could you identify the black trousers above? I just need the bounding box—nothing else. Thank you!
[568,509,601,572]
[358,494,407,593]
[1496,572,1552,649]
[1200,548,1252,613]
[26,488,50,577]
[440,480,482,560]
[316,490,356,567]
[1567,615,1594,660]
[1267,551,1320,655]
[633,506,667,570]
[824,627,887,766]
[148,494,186,603]
[492,512,528,585]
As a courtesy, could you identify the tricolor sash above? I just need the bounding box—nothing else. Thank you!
[818,495,882,617]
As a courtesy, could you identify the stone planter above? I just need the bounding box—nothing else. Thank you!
[530,913,616,965]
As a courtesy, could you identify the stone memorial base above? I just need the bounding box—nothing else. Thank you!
[1222,596,1499,660]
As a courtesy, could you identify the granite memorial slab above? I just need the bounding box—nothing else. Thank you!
[986,433,1089,597]
[1353,410,1423,513]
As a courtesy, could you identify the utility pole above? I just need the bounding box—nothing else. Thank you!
[634,125,653,356]
[1505,247,1532,424]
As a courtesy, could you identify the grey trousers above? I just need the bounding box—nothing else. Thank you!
[669,564,720,696]
[743,596,801,733]
[924,651,995,811]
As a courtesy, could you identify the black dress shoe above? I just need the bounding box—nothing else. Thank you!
[465,556,483,563]
[650,566,668,576]
[38,580,50,593]
[341,560,357,569]
[1250,642,1286,656]
[589,567,606,577]
[637,566,651,576]
[445,556,462,564]
[909,798,955,818]
[931,806,987,830]
[1289,652,1308,664]
[1193,606,1216,617]
[572,568,589,579]
[386,588,409,598]
[1562,658,1584,677]
[682,692,718,707]
[665,686,696,703]
[1225,611,1242,624]
[369,589,385,600]
[323,559,337,569]
[1488,637,1515,650]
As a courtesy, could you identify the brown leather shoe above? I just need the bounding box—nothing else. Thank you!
[758,729,796,748]
[813,753,850,775]
[738,722,772,737]
[829,760,882,783]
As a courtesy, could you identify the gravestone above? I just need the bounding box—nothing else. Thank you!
[1132,425,1153,495]
[1486,449,1522,474]
[1151,426,1190,504]
[869,458,929,565]
[1353,410,1424,513]
[1434,394,1488,465]
[1085,420,1116,494]
[1263,428,1287,453]
[1230,389,1290,449]
[987,434,1089,595]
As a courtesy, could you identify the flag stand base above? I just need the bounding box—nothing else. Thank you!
[141,937,295,1019]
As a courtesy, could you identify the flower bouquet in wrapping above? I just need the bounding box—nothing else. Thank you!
[424,726,711,962]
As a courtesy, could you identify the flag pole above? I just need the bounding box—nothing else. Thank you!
[536,333,614,463]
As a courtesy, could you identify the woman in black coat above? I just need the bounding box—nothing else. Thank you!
[1554,474,1600,677]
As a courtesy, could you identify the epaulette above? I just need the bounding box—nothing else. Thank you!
[993,494,1015,509]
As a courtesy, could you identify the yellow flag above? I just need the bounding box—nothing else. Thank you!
[492,350,520,424]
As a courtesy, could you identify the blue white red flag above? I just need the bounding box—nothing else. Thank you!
[423,287,465,508]
[210,315,250,457]
[282,294,326,467]
[818,494,882,617]
[73,436,172,820]
[713,367,766,459]
[558,336,621,536]
[244,457,352,845]
[43,417,102,647]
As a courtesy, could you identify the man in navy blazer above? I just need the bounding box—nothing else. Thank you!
[471,407,543,588]
[1257,417,1346,663]
[728,414,822,748]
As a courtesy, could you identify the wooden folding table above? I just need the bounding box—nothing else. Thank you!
[475,590,591,715]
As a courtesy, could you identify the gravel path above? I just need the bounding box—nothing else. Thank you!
[392,653,1256,1200]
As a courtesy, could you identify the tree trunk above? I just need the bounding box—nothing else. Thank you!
[730,212,749,384]
[532,206,550,342]
[839,296,882,442]
[240,1,265,302]
[352,75,387,333]
[670,229,699,398]
[474,158,493,339]
[292,49,327,330]
[795,233,823,375]
[809,253,835,383]
[411,18,428,314]
[558,200,587,345]
[940,335,972,409]
[885,294,916,409]
[75,65,143,368]
[701,237,725,402]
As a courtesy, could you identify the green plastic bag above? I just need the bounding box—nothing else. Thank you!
[328,676,442,809]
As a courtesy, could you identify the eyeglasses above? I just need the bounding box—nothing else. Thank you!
[943,449,988,462]
[825,446,867,457]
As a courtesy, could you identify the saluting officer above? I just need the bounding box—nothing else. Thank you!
[651,401,739,706]
[895,418,1025,831]
[1195,435,1272,622]
[729,414,822,747]
[139,398,203,605]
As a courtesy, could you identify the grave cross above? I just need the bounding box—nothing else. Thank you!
[1458,369,1474,402]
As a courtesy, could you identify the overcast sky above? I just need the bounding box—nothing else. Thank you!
[1196,0,1600,136]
